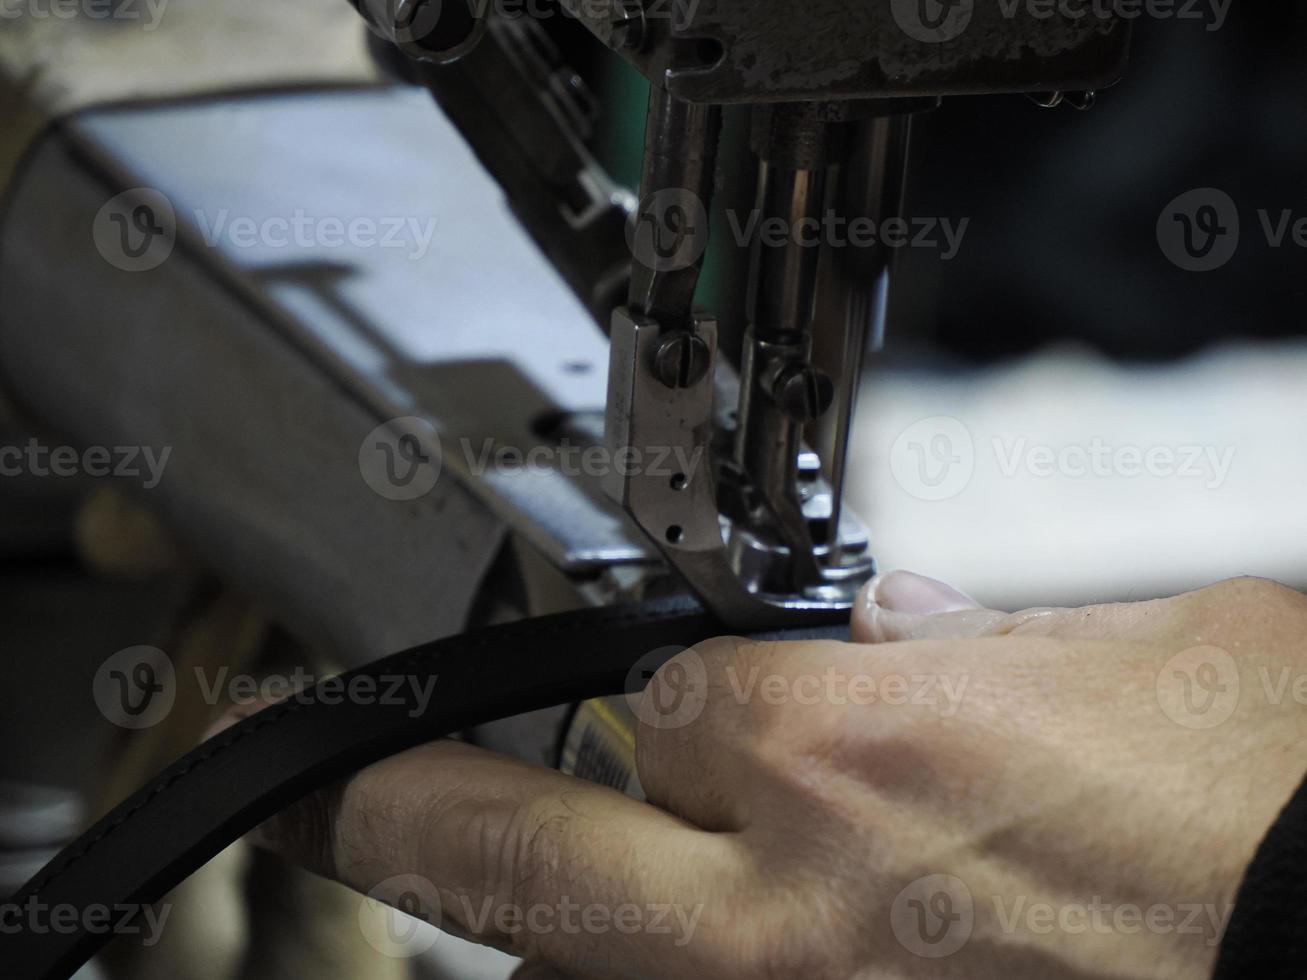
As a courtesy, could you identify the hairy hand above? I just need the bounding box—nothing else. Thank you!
[216,574,1307,980]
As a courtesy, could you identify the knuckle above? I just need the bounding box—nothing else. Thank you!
[504,793,573,910]
[990,607,1071,636]
[1177,577,1307,641]
[261,783,346,876]
[1206,576,1302,605]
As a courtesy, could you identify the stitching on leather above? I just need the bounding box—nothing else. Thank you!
[17,603,695,905]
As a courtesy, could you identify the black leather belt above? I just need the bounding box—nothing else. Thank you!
[2,597,848,979]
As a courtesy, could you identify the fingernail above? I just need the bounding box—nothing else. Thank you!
[871,571,980,615]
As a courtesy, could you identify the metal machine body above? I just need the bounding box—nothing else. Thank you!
[339,0,1135,629]
[0,6,1134,974]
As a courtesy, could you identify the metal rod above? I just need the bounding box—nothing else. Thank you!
[826,114,913,558]
[627,86,722,331]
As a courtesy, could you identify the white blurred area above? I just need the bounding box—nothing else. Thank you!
[848,342,1307,611]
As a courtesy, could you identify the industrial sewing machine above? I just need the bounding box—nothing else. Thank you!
[0,0,1132,975]
[345,0,1132,629]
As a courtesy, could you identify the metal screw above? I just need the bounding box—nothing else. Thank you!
[772,364,835,422]
[653,333,712,389]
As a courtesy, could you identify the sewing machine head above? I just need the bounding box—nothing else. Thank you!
[352,0,1133,627]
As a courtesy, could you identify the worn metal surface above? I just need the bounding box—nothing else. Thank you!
[0,87,654,662]
[560,0,1130,104]
[0,0,383,198]
[605,307,871,627]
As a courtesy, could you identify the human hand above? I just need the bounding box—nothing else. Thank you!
[224,574,1307,979]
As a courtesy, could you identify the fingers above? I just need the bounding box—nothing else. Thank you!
[205,713,749,980]
[633,636,889,835]
[852,570,1299,648]
[632,636,777,833]
[852,570,1009,643]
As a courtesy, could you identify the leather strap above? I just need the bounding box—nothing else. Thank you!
[2,597,848,979]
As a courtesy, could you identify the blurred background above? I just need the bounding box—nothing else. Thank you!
[2,1,1305,977]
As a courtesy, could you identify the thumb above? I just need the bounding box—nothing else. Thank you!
[852,570,1011,643]
[853,570,1203,646]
